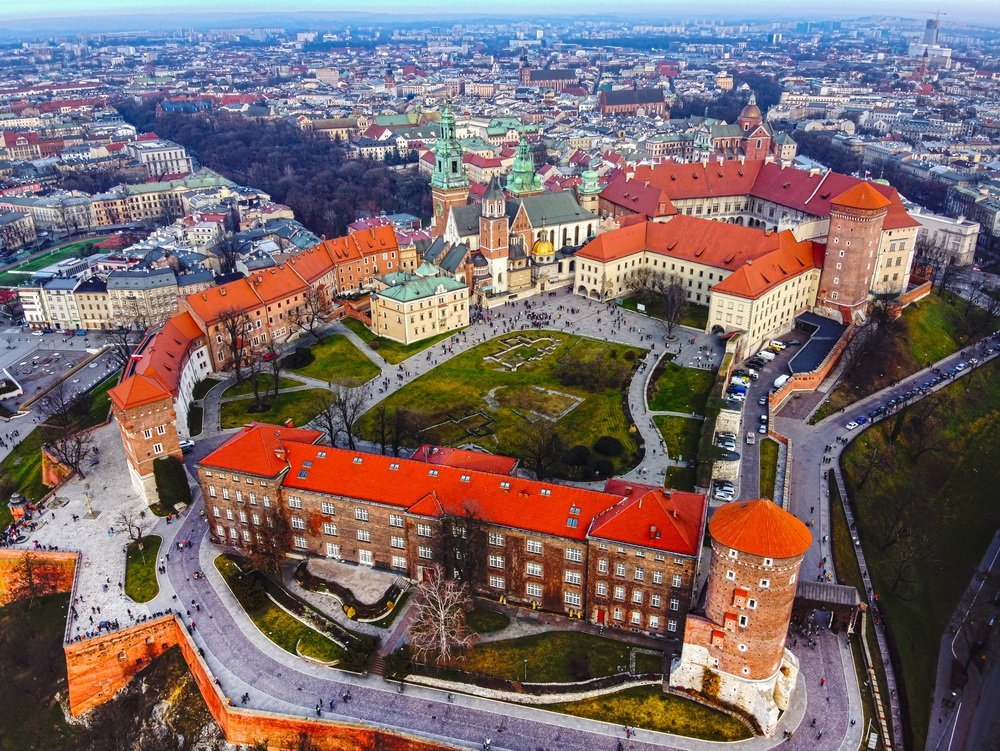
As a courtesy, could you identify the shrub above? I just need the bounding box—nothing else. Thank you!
[593,435,624,456]
[564,444,591,467]
[624,350,636,361]
[231,572,267,613]
[568,653,592,681]
[593,458,614,477]
[152,455,191,512]
[280,347,315,369]
[384,645,412,680]
[368,340,381,351]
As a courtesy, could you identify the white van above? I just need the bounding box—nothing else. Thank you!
[757,350,776,362]
[773,374,790,389]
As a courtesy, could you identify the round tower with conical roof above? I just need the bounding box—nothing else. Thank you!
[669,498,811,736]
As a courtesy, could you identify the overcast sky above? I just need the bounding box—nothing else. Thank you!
[1,0,997,25]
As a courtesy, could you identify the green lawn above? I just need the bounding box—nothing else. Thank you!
[665,464,697,492]
[0,239,101,288]
[455,631,661,683]
[654,415,701,464]
[215,555,343,663]
[548,685,751,741]
[289,334,380,385]
[812,292,998,421]
[355,331,642,478]
[187,404,203,436]
[219,388,329,429]
[0,428,49,521]
[648,361,715,414]
[79,371,120,428]
[619,296,711,330]
[368,590,410,629]
[466,607,510,634]
[125,535,161,603]
[840,360,1000,750]
[191,378,218,400]
[222,373,303,398]
[342,317,458,365]
[759,438,779,500]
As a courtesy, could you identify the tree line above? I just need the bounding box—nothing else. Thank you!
[114,100,431,238]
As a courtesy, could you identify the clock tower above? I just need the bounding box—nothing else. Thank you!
[430,106,469,237]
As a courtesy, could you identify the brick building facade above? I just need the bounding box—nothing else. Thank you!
[196,424,707,642]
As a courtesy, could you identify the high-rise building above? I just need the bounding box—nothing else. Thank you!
[923,18,940,45]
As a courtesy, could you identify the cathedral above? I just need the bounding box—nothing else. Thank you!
[429,106,600,304]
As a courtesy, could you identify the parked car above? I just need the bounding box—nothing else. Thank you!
[746,432,756,445]
[768,340,788,351]
[758,395,768,406]
[758,423,767,434]
[31,330,43,336]
[179,439,195,454]
[846,421,859,430]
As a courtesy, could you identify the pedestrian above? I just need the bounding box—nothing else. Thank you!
[820,676,826,686]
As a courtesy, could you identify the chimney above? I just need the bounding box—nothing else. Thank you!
[284,418,294,428]
[649,524,657,539]
[274,448,286,462]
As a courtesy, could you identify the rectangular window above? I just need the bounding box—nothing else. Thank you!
[670,598,680,611]
[596,582,608,596]
[632,590,643,604]
[564,591,582,607]
[417,524,432,537]
[526,562,543,577]
[321,502,336,515]
[614,585,625,600]
[156,425,166,435]
[209,486,217,498]
[672,574,683,587]
[631,611,642,625]
[598,558,609,574]
[293,535,307,549]
[326,543,340,558]
[489,555,505,569]
[143,428,152,439]
[323,522,337,536]
[418,546,433,560]
[391,555,407,569]
[357,529,371,542]
[564,570,582,585]
[739,614,749,627]
[634,567,645,581]
[615,562,626,577]
[759,578,770,589]
[488,531,504,546]
[359,550,374,566]
[565,548,582,563]
[288,496,302,509]
[390,536,405,549]
[355,507,369,522]
[526,539,543,555]
[650,594,661,608]
[222,487,229,500]
[489,575,505,589]
[389,513,404,528]
[526,582,543,598]
[667,619,678,633]
[291,516,305,530]
[649,615,660,630]
[152,443,163,454]
[652,570,663,585]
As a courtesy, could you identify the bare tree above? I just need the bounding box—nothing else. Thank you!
[330,382,370,451]
[103,300,149,371]
[214,236,243,274]
[244,510,292,575]
[661,275,688,339]
[438,502,488,587]
[243,346,268,412]
[310,391,343,447]
[118,509,149,561]
[216,307,252,385]
[624,267,666,305]
[518,419,564,481]
[291,285,333,340]
[38,381,95,479]
[371,403,390,455]
[407,564,477,665]
[263,340,284,397]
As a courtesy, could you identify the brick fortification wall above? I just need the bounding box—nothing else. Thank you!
[0,549,77,605]
[64,614,458,750]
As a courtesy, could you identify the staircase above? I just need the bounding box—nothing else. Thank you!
[370,654,386,677]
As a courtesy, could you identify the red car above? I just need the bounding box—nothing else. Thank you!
[262,352,277,361]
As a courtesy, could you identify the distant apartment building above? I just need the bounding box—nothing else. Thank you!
[0,211,37,251]
[125,138,194,179]
[107,268,180,326]
[910,208,979,267]
[0,194,94,234]
[598,88,668,118]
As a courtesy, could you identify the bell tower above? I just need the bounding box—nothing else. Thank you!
[430,106,469,237]
[479,176,509,261]
[505,137,543,197]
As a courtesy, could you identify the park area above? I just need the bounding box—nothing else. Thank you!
[0,238,102,288]
[647,360,714,414]
[355,331,643,479]
[812,291,998,421]
[619,296,710,331]
[284,333,380,385]
[219,387,329,430]
[839,360,1000,749]
[342,317,456,365]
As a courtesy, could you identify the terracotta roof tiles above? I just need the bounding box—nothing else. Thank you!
[709,498,811,559]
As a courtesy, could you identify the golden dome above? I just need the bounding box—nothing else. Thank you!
[531,239,554,256]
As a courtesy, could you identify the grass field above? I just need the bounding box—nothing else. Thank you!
[665,464,697,491]
[466,607,510,634]
[812,292,997,421]
[759,438,779,500]
[356,331,641,477]
[222,374,303,398]
[219,388,329,429]
[343,317,457,365]
[619,296,711,330]
[840,360,1000,749]
[0,239,101,288]
[453,632,662,683]
[125,535,161,603]
[654,415,701,464]
[289,334,380,385]
[215,555,343,663]
[648,361,715,414]
[548,685,751,741]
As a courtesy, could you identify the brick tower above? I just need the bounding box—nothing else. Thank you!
[430,106,469,237]
[816,182,891,324]
[479,175,509,293]
[108,373,182,505]
[670,498,811,735]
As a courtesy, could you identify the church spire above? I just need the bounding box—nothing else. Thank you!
[506,137,543,197]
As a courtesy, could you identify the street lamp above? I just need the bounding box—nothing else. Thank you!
[524,659,528,683]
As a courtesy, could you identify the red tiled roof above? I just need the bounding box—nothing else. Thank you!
[185,278,262,326]
[709,498,811,559]
[600,173,676,219]
[589,486,706,557]
[198,423,323,477]
[410,445,518,476]
[831,181,893,211]
[711,233,823,299]
[108,372,172,411]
